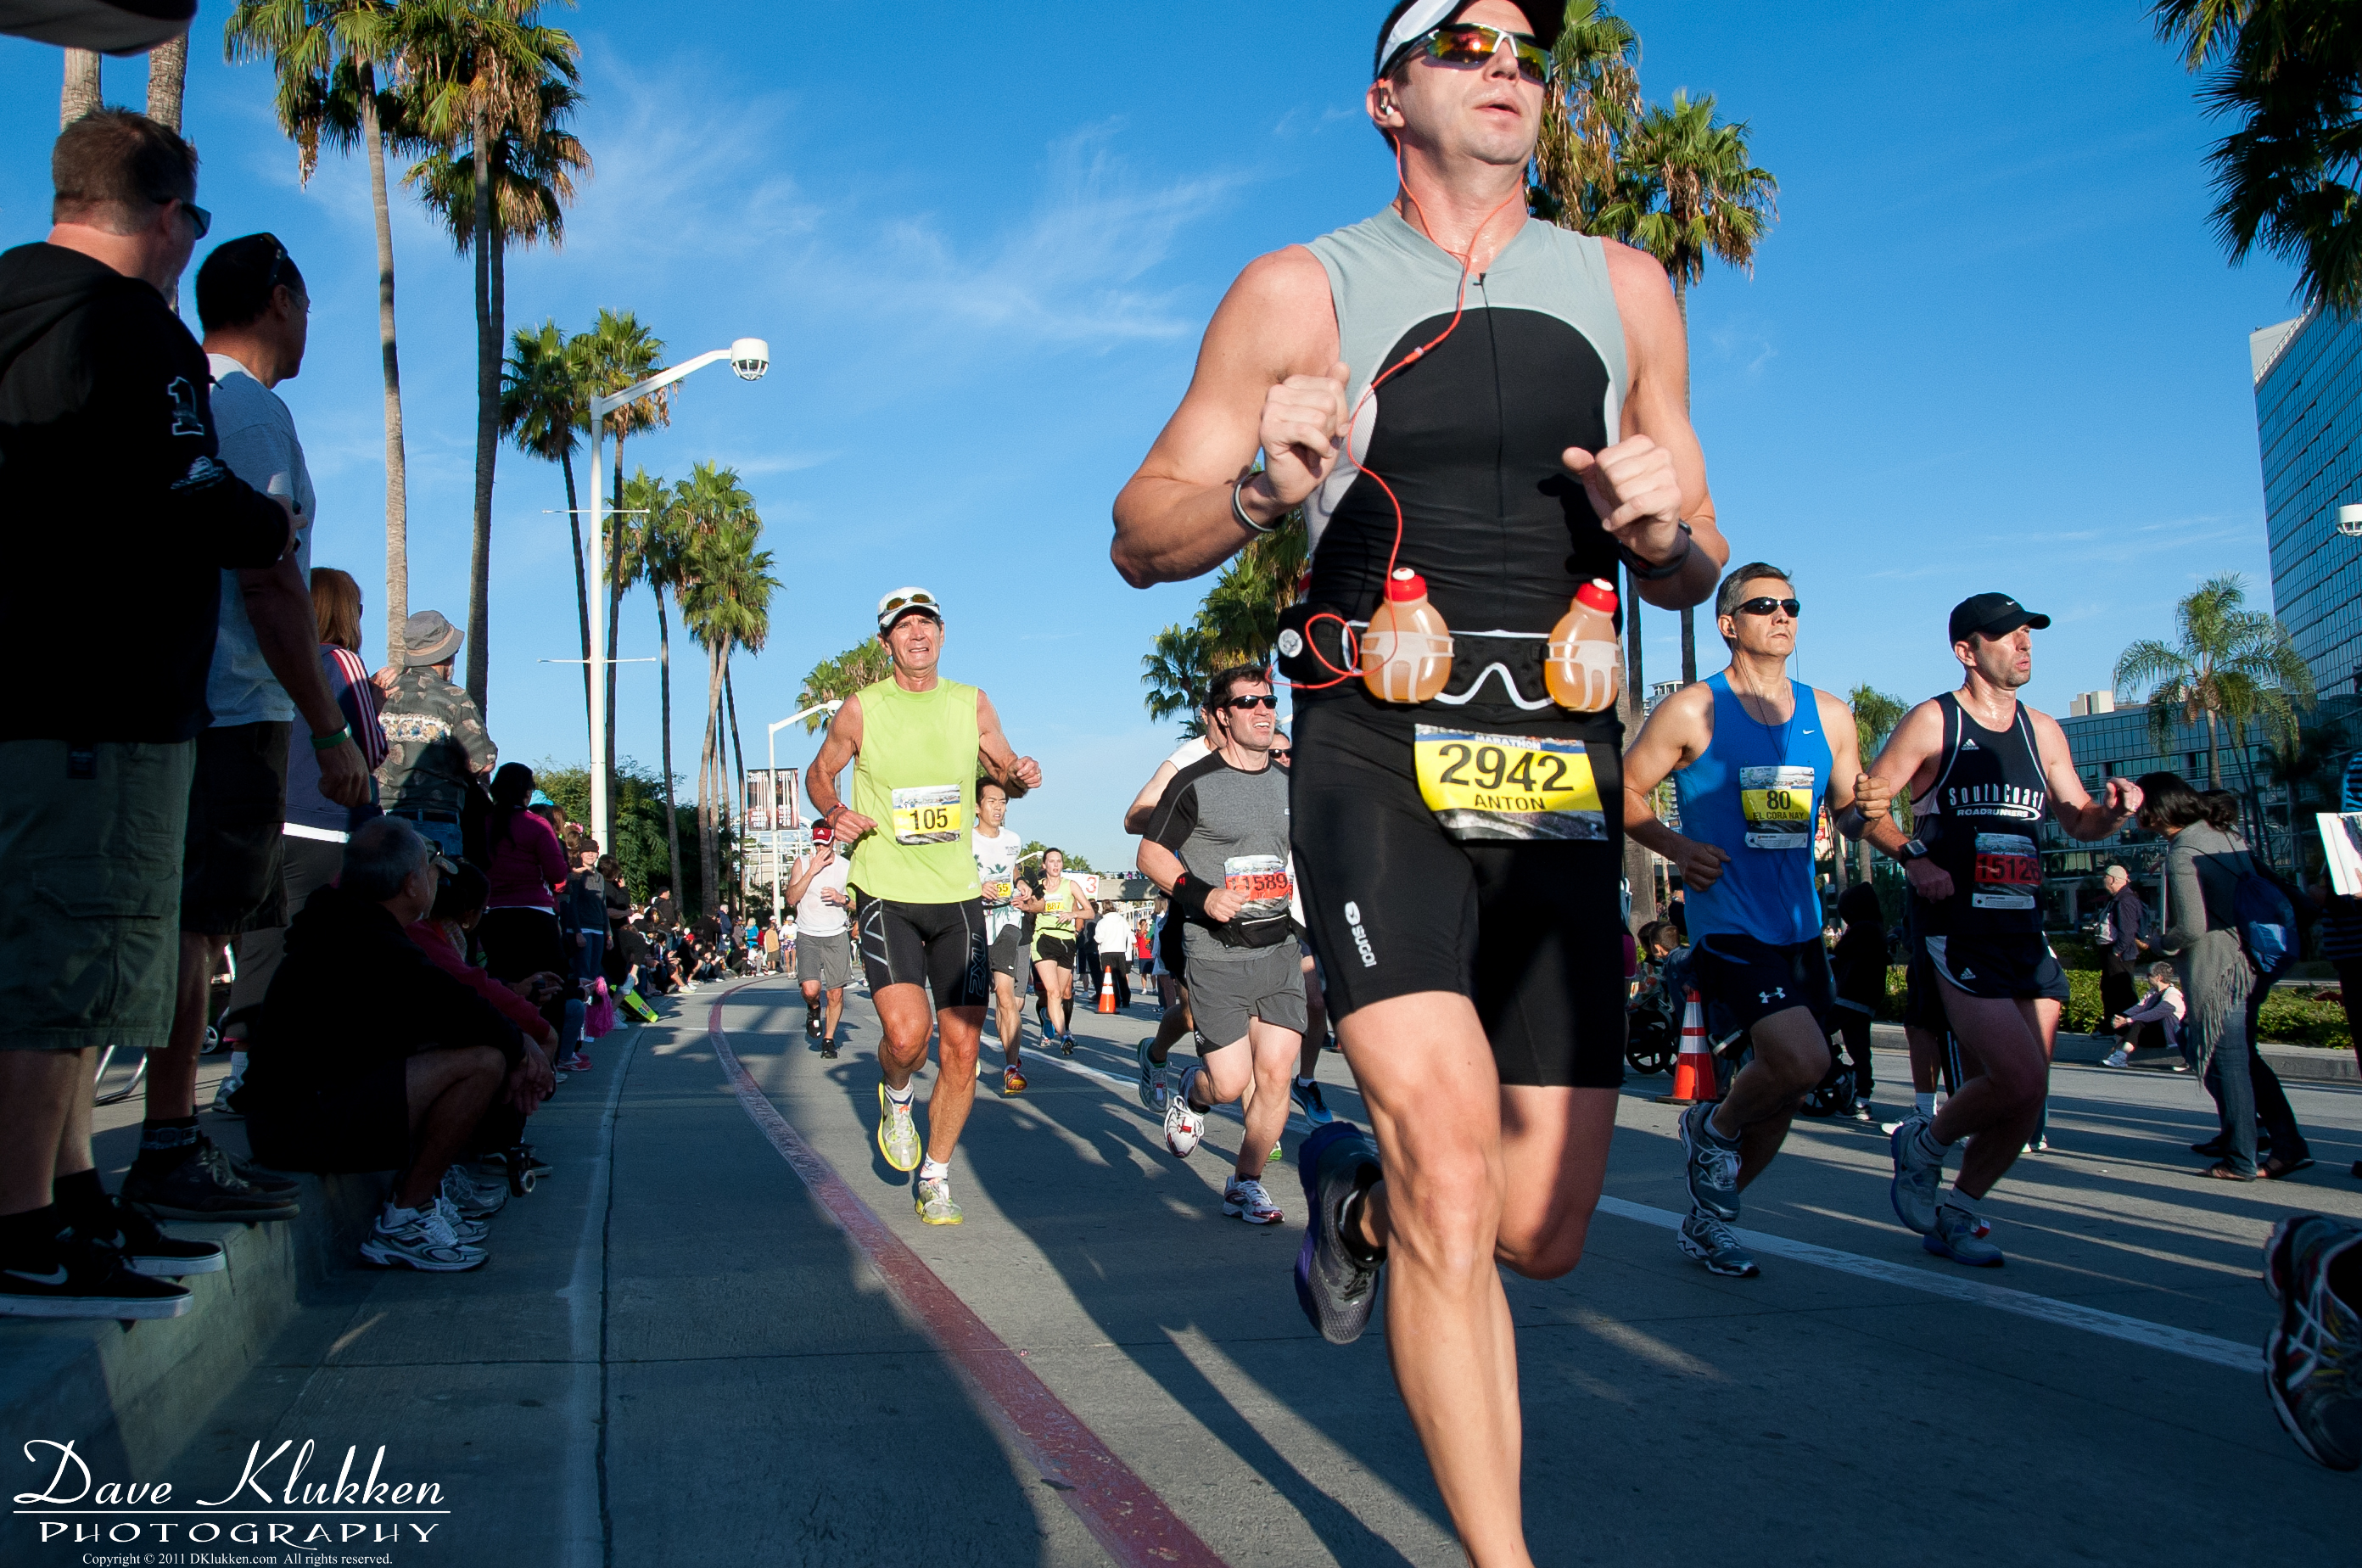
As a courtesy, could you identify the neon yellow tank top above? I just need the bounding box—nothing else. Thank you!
[845,676,982,904]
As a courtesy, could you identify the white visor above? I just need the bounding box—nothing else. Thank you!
[1377,0,1462,78]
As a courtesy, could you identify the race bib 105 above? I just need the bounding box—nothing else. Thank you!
[891,785,964,846]
[1413,726,1605,843]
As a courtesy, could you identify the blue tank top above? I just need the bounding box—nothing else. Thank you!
[1673,672,1833,947]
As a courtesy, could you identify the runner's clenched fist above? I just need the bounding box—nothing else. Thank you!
[1248,361,1351,512]
[1563,434,1685,563]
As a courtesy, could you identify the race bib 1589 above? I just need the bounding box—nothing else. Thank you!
[1739,764,1816,850]
[891,785,964,846]
[1222,854,1293,920]
[1971,832,2039,910]
[1413,726,1605,843]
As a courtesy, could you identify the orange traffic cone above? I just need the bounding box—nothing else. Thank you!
[1096,966,1117,1014]
[1653,988,1719,1106]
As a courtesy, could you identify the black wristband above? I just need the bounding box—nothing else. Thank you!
[1168,871,1212,920]
[1618,519,1694,581]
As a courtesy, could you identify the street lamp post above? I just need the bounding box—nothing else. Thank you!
[767,700,844,930]
[587,337,770,848]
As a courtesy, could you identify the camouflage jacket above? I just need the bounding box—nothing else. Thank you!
[376,668,496,815]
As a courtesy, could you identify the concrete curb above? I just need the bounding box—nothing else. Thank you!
[1867,1021,2357,1084]
[0,1119,388,1476]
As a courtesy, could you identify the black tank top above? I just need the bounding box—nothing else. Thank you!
[1913,693,2049,937]
[1291,211,1628,733]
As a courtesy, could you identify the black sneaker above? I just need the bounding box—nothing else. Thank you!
[804,1002,822,1041]
[1294,1122,1385,1345]
[120,1140,301,1224]
[0,1233,192,1320]
[79,1197,227,1278]
[820,1031,839,1061]
[214,1139,299,1198]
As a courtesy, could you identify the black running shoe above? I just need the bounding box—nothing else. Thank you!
[80,1197,227,1277]
[0,1232,192,1319]
[120,1140,300,1224]
[1294,1122,1384,1345]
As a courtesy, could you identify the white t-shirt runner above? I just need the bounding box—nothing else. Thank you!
[973,826,1025,941]
[792,848,851,938]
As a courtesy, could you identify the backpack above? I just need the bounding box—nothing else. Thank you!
[2231,868,2298,977]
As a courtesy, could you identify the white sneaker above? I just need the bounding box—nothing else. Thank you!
[434,1195,490,1245]
[1223,1175,1282,1224]
[2101,1049,2130,1069]
[1163,1065,1206,1158]
[360,1205,485,1272]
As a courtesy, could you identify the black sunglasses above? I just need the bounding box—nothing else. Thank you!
[1733,597,1802,618]
[1223,693,1279,711]
[181,199,212,240]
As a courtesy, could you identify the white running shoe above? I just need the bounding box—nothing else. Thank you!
[2101,1049,2130,1069]
[1163,1064,1206,1157]
[360,1205,485,1272]
[1223,1175,1282,1225]
[434,1195,490,1246]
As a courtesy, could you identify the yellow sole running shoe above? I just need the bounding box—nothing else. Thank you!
[1003,1066,1027,1096]
[876,1083,922,1172]
[915,1174,963,1225]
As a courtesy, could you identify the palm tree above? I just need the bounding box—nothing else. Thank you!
[62,49,101,127]
[680,498,775,915]
[2113,573,2316,789]
[145,34,188,129]
[1141,624,1213,739]
[613,467,684,905]
[501,319,593,727]
[2154,0,2362,316]
[1531,0,1642,230]
[400,0,580,712]
[1195,513,1307,667]
[225,0,423,663]
[797,642,893,733]
[574,309,671,791]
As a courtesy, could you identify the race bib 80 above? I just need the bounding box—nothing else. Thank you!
[891,785,964,846]
[1413,725,1605,843]
[1739,764,1816,849]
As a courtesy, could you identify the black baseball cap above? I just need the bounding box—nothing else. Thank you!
[1948,592,2051,646]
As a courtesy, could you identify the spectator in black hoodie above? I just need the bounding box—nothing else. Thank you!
[0,109,298,1322]
[244,818,542,1272]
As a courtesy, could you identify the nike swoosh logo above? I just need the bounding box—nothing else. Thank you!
[5,1265,69,1286]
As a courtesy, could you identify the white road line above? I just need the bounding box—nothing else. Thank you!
[563,1022,642,1568]
[1592,1196,2264,1372]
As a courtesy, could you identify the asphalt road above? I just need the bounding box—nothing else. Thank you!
[168,977,2362,1566]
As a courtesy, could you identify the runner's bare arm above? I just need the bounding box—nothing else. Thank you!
[805,696,876,839]
[1565,242,1727,612]
[1137,838,1184,894]
[975,691,1044,792]
[1111,247,1343,588]
[2033,709,2142,839]
[1818,689,1889,823]
[1619,683,1729,888]
[1861,700,1952,899]
[1122,760,1180,836]
[783,848,831,907]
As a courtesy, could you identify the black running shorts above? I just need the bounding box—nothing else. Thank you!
[1290,699,1625,1089]
[1924,934,2069,1003]
[854,893,988,1011]
[987,927,1024,981]
[1692,932,1836,1036]
[1158,911,1186,983]
[1032,934,1076,968]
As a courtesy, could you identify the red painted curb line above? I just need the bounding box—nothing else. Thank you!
[705,983,1229,1568]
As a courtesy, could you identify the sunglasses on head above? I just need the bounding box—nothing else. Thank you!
[1733,597,1802,619]
[1222,693,1279,711]
[1386,23,1550,85]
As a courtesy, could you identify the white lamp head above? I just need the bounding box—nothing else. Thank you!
[730,338,770,381]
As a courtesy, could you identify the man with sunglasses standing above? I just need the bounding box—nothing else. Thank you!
[1620,564,1888,1278]
[1139,665,1301,1224]
[807,589,1042,1225]
[0,110,309,1320]
[1112,3,1727,1556]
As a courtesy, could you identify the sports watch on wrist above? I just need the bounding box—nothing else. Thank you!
[1895,837,1930,864]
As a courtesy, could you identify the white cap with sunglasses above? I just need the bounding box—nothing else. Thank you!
[876,586,943,634]
[1376,1,1560,81]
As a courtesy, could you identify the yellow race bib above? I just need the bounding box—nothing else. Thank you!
[1413,725,1605,843]
[1738,764,1816,849]
[890,784,965,846]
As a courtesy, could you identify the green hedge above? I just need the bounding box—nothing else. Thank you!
[1876,965,2351,1048]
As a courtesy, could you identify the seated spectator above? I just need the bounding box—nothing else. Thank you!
[2103,963,2186,1068]
[408,859,562,1066]
[243,818,551,1272]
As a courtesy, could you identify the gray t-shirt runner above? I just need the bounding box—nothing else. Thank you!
[1146,751,1293,966]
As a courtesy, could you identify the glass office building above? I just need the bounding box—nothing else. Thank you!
[2253,309,2362,700]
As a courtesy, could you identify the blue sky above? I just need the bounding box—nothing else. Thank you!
[0,2,2304,871]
